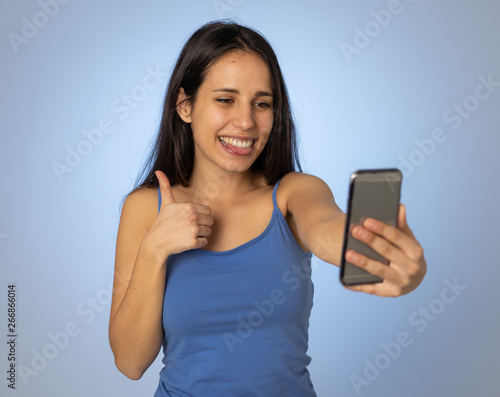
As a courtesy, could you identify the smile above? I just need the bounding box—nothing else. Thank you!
[218,136,255,148]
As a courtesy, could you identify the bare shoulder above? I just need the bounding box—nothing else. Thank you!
[120,186,159,232]
[279,172,332,192]
[277,172,337,213]
[274,172,342,253]
[115,186,159,275]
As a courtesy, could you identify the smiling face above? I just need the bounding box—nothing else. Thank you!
[176,50,274,178]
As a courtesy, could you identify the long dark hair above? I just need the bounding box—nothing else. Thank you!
[134,21,302,190]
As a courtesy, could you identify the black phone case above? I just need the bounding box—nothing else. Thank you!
[340,169,402,286]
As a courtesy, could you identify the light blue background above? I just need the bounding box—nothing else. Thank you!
[1,1,499,396]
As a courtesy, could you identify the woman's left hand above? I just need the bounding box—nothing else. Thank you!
[344,204,426,297]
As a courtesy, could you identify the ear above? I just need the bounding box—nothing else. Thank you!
[176,87,192,123]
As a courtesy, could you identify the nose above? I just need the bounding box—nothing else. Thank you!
[232,103,256,130]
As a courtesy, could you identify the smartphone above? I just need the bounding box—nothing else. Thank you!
[340,169,402,286]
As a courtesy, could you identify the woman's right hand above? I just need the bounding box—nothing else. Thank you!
[140,170,213,264]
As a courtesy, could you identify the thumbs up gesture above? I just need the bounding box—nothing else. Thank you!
[156,170,180,207]
[141,170,214,264]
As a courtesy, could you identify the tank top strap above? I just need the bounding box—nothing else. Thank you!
[272,178,281,209]
[157,187,161,214]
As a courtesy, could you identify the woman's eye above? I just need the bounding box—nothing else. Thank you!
[255,102,271,109]
[216,98,233,104]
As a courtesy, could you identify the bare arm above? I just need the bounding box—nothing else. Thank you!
[281,173,345,266]
[109,188,166,380]
[283,172,426,296]
[109,171,213,379]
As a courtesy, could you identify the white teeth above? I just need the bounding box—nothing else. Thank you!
[219,137,253,148]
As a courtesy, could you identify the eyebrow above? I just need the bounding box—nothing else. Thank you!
[212,88,273,97]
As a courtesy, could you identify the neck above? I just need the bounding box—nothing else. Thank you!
[187,165,265,205]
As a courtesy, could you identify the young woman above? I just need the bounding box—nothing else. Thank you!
[109,21,426,396]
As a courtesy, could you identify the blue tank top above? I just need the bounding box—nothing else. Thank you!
[154,179,316,397]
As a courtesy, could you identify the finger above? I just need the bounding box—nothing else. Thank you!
[344,282,402,297]
[351,225,415,268]
[155,170,176,206]
[196,213,214,227]
[345,249,402,285]
[194,237,209,249]
[196,225,212,238]
[192,203,212,216]
[398,203,406,229]
[398,203,416,239]
[361,217,423,261]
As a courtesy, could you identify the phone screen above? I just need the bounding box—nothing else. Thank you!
[340,169,402,286]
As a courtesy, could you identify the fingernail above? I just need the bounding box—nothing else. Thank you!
[347,251,360,263]
[365,219,377,230]
[353,226,367,238]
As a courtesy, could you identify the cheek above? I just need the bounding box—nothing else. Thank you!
[203,108,230,133]
[211,109,229,128]
[191,105,227,137]
[255,110,274,129]
[261,114,274,137]
[255,116,273,149]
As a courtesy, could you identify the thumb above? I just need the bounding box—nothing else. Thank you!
[398,203,415,238]
[397,203,406,230]
[155,170,176,206]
